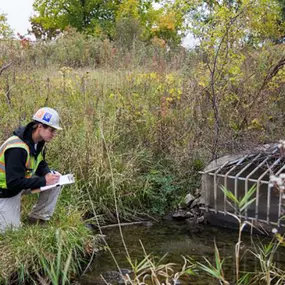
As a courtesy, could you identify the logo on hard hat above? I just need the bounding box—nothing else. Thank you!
[43,112,52,123]
[35,109,45,119]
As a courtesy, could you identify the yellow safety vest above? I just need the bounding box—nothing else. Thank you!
[0,135,44,189]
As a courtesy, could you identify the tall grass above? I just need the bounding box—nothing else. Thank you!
[0,177,102,284]
[0,61,202,220]
[33,229,74,285]
[1,31,285,221]
[0,202,96,284]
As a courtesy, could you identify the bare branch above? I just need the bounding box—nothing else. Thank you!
[259,56,285,93]
[239,56,285,129]
[0,62,12,77]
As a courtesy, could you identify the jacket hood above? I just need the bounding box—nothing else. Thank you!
[13,122,45,157]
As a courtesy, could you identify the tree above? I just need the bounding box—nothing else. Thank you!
[175,0,285,157]
[31,0,155,40]
[30,0,184,45]
[115,0,185,46]
[30,0,121,39]
[0,12,13,38]
[277,0,285,20]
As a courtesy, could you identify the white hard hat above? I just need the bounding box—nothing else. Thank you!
[32,107,62,130]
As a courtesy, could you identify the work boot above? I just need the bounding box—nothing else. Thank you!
[26,216,49,226]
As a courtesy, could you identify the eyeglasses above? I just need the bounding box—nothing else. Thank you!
[41,124,57,133]
[48,127,57,133]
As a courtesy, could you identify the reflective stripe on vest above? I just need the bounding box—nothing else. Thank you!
[0,136,30,173]
[0,136,44,188]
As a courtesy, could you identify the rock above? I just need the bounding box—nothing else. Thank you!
[198,196,205,205]
[172,209,194,220]
[197,215,205,223]
[101,269,132,285]
[120,268,132,275]
[184,193,195,206]
[185,217,197,227]
[194,188,201,197]
[190,198,200,208]
[185,218,205,232]
[101,271,121,283]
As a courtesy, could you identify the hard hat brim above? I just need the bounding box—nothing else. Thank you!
[52,126,62,130]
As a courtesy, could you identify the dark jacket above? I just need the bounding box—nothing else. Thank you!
[0,122,50,198]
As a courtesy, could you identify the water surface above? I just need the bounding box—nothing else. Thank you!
[80,220,285,284]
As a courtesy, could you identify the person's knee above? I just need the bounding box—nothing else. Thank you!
[55,185,62,192]
[50,185,62,197]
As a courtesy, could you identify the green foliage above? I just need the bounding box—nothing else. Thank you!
[0,13,13,38]
[142,169,181,215]
[33,229,73,285]
[172,0,285,157]
[277,0,285,21]
[0,199,95,284]
[31,0,120,39]
[30,0,182,44]
[149,2,185,46]
[126,245,196,284]
[115,18,143,49]
[249,240,283,284]
[30,0,184,46]
[220,184,257,214]
[197,243,229,285]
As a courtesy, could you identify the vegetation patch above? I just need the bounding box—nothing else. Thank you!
[0,192,99,284]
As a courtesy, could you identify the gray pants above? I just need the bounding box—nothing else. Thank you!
[0,185,61,232]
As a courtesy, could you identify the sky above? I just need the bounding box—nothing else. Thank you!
[0,0,34,37]
[0,0,197,47]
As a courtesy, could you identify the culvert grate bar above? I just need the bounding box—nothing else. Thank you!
[256,157,281,222]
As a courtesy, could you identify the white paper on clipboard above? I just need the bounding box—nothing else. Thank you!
[40,174,75,192]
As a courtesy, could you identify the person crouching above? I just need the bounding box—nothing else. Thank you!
[0,107,63,232]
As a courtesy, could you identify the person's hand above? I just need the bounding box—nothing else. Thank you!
[45,173,61,185]
[52,170,62,176]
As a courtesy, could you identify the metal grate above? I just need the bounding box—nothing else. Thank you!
[200,145,285,230]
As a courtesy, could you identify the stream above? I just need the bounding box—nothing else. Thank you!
[79,220,285,284]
